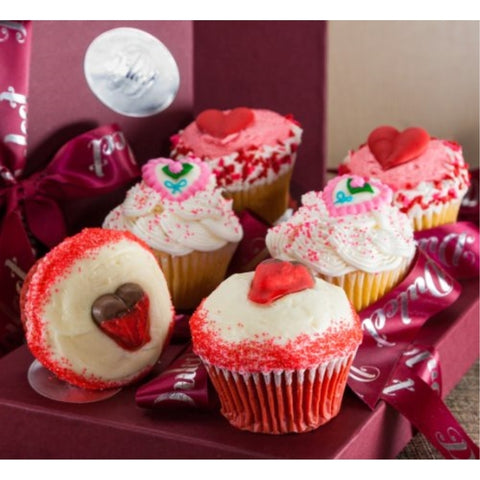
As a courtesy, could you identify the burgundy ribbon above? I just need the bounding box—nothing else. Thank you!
[348,249,462,408]
[136,343,217,410]
[136,211,479,458]
[347,248,479,458]
[381,346,479,459]
[415,221,479,279]
[136,315,217,410]
[0,21,140,355]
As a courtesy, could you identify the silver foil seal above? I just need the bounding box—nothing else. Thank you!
[84,27,180,117]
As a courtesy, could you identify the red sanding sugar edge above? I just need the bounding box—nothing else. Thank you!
[20,228,161,390]
[189,301,362,373]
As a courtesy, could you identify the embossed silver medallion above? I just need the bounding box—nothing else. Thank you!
[84,27,180,117]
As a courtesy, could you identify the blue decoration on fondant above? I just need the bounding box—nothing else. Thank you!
[164,179,187,194]
[334,191,353,204]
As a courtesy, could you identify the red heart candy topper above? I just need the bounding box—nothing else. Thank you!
[196,107,255,138]
[248,259,315,305]
[367,126,430,170]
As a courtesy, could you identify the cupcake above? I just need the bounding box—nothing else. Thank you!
[103,156,243,311]
[20,228,174,391]
[189,259,362,434]
[339,126,471,231]
[266,174,416,311]
[171,107,303,224]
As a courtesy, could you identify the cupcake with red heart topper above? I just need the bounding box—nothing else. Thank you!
[266,174,416,311]
[339,126,471,231]
[189,259,362,434]
[20,228,174,391]
[103,156,243,311]
[170,107,303,225]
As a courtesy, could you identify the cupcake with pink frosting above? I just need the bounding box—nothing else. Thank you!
[103,157,243,311]
[171,107,303,225]
[266,174,416,311]
[339,126,470,231]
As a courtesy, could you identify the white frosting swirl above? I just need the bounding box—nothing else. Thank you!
[266,189,415,276]
[103,178,243,256]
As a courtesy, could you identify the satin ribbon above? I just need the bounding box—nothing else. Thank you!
[136,315,218,410]
[347,247,479,458]
[0,21,140,355]
[136,211,479,458]
[415,221,479,279]
[348,249,462,408]
[381,346,479,459]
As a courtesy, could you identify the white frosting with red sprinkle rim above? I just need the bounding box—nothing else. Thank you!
[190,272,362,372]
[266,175,415,276]
[103,157,243,256]
[21,229,174,390]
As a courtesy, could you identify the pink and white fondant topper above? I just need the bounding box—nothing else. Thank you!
[323,175,393,217]
[142,157,211,202]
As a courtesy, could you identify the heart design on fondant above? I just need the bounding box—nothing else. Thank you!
[367,126,430,169]
[248,259,314,305]
[196,107,254,138]
[323,175,393,217]
[142,157,211,202]
[91,283,151,351]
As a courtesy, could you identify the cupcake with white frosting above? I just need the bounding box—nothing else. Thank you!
[103,156,243,310]
[266,174,416,311]
[20,228,174,390]
[190,259,362,434]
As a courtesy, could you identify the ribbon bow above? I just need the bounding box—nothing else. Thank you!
[0,22,140,355]
[164,178,187,194]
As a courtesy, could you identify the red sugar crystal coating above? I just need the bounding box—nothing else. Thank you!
[20,228,160,390]
[190,302,362,372]
[248,259,314,304]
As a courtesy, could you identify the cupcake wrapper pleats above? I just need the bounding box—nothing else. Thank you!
[409,199,462,232]
[320,256,413,312]
[205,353,356,434]
[153,242,238,310]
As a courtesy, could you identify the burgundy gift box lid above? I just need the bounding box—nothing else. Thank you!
[22,20,327,234]
[0,278,477,459]
[27,20,327,197]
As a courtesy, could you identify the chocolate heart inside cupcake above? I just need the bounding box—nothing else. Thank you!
[91,283,150,350]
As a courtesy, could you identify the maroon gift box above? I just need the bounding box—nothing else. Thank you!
[0,279,477,459]
[26,20,327,200]
[0,20,478,459]
[0,20,327,354]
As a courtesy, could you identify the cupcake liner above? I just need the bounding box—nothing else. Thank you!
[225,166,294,225]
[410,199,463,232]
[152,242,238,311]
[204,353,356,434]
[320,256,413,312]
